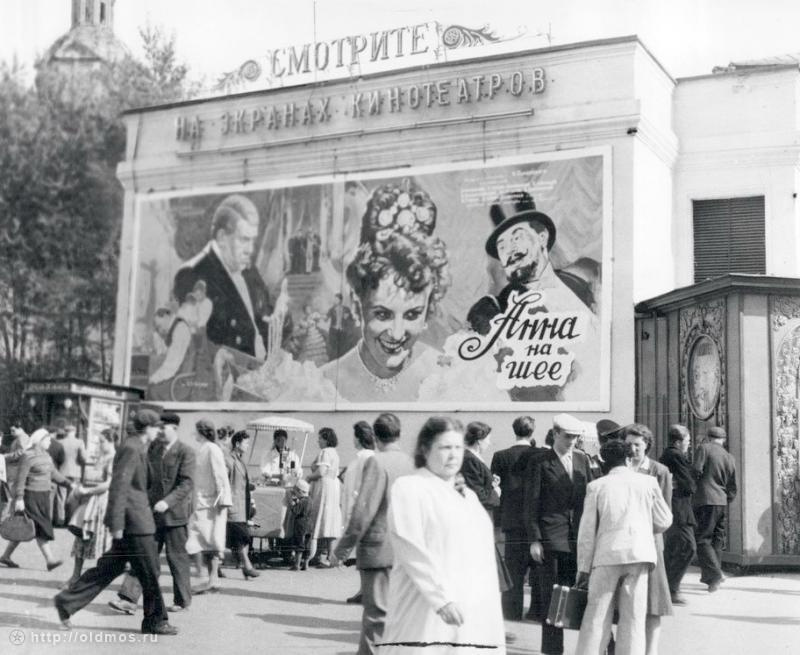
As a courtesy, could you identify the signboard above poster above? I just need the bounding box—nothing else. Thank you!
[210,22,549,97]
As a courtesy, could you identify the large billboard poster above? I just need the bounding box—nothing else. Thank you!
[128,148,611,410]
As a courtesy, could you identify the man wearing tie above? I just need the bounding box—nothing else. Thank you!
[524,413,593,655]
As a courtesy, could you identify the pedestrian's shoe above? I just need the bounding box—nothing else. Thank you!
[243,567,260,579]
[217,568,227,579]
[670,592,687,606]
[346,592,363,604]
[707,578,722,593]
[166,605,186,613]
[46,560,64,572]
[300,559,308,571]
[291,561,301,571]
[307,557,321,567]
[0,557,19,568]
[142,622,179,636]
[54,597,72,630]
[108,598,137,615]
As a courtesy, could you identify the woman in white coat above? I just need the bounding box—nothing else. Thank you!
[381,416,505,655]
[185,419,232,593]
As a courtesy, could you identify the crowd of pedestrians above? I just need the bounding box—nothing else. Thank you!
[0,410,738,654]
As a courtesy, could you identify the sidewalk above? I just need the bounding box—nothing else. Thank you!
[1,529,798,654]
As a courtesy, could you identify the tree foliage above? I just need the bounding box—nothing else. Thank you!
[0,27,198,427]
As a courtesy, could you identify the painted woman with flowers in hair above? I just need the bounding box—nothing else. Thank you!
[321,180,450,402]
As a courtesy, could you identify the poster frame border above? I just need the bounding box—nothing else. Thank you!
[124,145,613,412]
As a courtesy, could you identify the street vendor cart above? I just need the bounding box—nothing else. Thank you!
[245,415,313,567]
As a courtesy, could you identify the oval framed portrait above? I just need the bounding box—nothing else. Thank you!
[687,334,722,420]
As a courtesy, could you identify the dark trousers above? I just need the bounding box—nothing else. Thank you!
[55,534,168,631]
[358,568,389,655]
[664,521,697,593]
[540,550,577,654]
[694,505,727,584]
[502,529,532,621]
[119,524,191,608]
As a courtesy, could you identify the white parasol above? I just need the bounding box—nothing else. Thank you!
[245,415,314,468]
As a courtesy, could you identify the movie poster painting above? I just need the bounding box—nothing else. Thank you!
[127,148,612,410]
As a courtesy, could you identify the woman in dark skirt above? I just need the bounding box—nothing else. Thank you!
[0,428,75,570]
[226,430,259,579]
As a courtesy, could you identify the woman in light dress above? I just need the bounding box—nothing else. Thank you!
[306,427,342,567]
[185,419,232,593]
[381,417,505,654]
[64,429,117,588]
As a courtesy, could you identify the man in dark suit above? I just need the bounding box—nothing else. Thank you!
[55,410,177,635]
[326,292,355,361]
[491,415,539,622]
[110,411,195,614]
[173,194,279,360]
[659,424,697,605]
[524,413,593,655]
[692,426,737,592]
[331,413,414,655]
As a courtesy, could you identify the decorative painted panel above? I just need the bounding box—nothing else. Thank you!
[770,296,800,555]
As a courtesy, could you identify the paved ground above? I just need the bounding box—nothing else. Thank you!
[1,529,799,654]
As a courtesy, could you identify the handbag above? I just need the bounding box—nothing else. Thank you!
[546,584,588,630]
[0,511,36,542]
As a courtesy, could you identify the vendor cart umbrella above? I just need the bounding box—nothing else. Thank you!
[245,415,315,469]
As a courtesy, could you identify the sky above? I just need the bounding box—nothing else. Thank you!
[1,0,799,85]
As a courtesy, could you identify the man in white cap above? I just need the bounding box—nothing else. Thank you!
[523,413,594,655]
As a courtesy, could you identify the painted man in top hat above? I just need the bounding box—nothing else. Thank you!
[467,191,600,401]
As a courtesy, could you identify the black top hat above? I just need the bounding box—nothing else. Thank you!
[485,191,557,259]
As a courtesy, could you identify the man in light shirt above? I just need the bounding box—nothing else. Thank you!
[575,440,673,655]
[260,430,301,480]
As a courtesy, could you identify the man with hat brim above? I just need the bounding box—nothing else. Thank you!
[55,409,178,635]
[109,411,196,615]
[692,426,737,592]
[467,190,597,337]
[523,413,594,655]
[466,191,601,403]
[589,419,626,476]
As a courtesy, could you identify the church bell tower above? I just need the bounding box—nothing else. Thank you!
[71,0,116,30]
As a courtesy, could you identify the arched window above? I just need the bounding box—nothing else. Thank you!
[100,2,106,23]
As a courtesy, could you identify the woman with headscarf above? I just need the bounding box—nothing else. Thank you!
[185,419,232,593]
[0,428,75,570]
[381,416,505,654]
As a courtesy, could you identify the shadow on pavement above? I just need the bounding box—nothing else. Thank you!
[215,587,328,604]
[0,612,61,630]
[286,630,361,645]
[693,614,800,625]
[240,613,360,631]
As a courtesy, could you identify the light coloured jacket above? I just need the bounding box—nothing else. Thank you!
[193,440,232,510]
[577,466,672,572]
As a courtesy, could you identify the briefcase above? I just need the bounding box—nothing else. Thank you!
[0,512,36,543]
[546,584,588,630]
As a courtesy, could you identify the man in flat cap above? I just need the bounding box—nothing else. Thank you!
[55,409,177,635]
[692,426,737,592]
[524,413,594,655]
[110,411,196,615]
